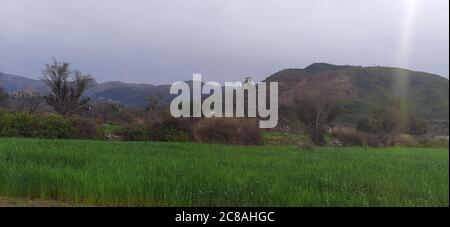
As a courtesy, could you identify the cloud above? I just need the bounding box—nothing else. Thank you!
[0,0,448,84]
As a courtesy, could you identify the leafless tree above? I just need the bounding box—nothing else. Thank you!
[11,89,43,114]
[294,95,341,146]
[43,58,95,116]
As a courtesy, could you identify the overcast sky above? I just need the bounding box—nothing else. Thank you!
[0,0,448,84]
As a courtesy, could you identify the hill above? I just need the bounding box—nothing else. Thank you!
[1,63,449,133]
[265,63,449,133]
[0,72,48,94]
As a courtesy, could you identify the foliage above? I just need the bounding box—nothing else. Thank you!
[116,124,150,141]
[101,124,123,134]
[294,95,341,146]
[268,64,449,134]
[407,116,428,136]
[70,117,98,139]
[356,98,406,146]
[0,111,74,139]
[43,58,95,116]
[0,111,103,139]
[150,117,197,142]
[160,127,191,142]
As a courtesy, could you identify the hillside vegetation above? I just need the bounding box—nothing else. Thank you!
[265,63,449,133]
[2,63,449,134]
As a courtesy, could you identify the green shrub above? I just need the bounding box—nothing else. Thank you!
[117,124,150,141]
[0,112,30,137]
[31,115,74,139]
[150,118,196,142]
[160,127,191,142]
[95,127,106,140]
[262,132,307,145]
[0,111,74,139]
[102,124,122,134]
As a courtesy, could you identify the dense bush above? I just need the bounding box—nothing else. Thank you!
[0,111,105,139]
[0,111,30,137]
[108,117,262,144]
[70,117,98,139]
[356,119,379,134]
[32,115,75,139]
[330,127,387,147]
[195,118,261,145]
[150,118,197,142]
[116,124,150,141]
[1,109,263,145]
[160,127,191,142]
[0,111,74,139]
[407,117,428,136]
[393,134,448,148]
[112,118,197,142]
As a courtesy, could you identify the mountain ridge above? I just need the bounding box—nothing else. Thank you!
[2,64,449,128]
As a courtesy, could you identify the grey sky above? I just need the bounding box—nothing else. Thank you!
[0,0,448,84]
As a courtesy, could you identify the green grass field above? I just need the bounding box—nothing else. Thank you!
[0,138,448,207]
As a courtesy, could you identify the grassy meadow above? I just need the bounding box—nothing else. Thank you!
[0,137,448,207]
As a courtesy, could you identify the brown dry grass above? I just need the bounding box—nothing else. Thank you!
[0,196,81,207]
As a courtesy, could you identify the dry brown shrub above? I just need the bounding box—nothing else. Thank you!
[194,118,261,145]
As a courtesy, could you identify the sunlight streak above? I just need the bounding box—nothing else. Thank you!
[393,0,420,105]
[396,0,420,68]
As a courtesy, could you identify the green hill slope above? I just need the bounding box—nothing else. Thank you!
[265,63,449,134]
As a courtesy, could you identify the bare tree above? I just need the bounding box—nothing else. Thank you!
[11,89,43,114]
[43,58,95,116]
[294,95,341,146]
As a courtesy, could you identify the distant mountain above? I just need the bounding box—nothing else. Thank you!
[0,72,172,107]
[86,82,173,107]
[1,63,449,133]
[0,72,48,94]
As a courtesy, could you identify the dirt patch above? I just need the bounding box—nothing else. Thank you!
[0,196,80,207]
